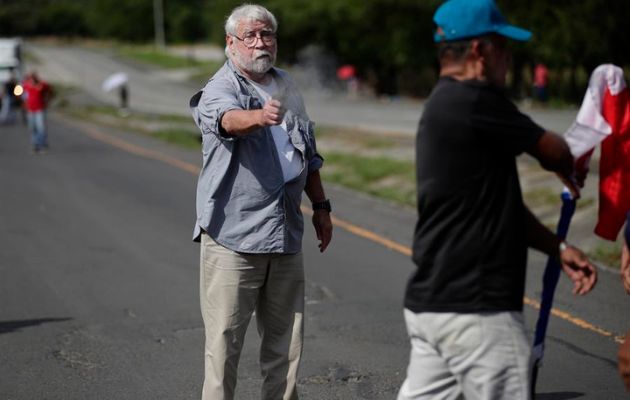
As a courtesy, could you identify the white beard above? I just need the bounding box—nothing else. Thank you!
[232,48,276,74]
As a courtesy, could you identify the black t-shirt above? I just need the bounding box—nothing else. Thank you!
[405,77,544,313]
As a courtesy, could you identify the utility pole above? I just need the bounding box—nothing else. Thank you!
[153,0,166,50]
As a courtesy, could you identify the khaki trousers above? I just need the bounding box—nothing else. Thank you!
[200,234,304,400]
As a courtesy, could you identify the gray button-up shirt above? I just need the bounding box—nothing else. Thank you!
[190,60,323,254]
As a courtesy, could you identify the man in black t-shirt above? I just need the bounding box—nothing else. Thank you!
[397,1,597,399]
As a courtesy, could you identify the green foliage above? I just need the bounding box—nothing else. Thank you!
[61,102,202,149]
[150,128,202,148]
[590,241,622,269]
[264,0,440,95]
[0,0,104,40]
[167,5,206,43]
[0,1,33,36]
[86,0,154,41]
[2,0,630,99]
[38,2,89,37]
[502,0,630,101]
[0,0,210,43]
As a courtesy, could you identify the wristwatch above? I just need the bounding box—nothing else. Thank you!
[312,199,332,213]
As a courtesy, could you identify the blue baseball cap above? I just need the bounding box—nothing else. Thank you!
[433,0,532,43]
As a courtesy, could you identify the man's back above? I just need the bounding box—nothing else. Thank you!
[407,77,544,313]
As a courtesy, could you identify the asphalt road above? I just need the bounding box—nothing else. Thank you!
[1,42,629,399]
[0,113,629,399]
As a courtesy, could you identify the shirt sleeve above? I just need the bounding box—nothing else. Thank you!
[306,120,324,172]
[191,77,243,141]
[471,89,544,155]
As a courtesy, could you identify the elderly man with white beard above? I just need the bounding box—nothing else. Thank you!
[189,4,333,400]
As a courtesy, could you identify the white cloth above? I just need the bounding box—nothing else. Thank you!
[397,310,532,400]
[249,78,302,183]
[564,64,626,160]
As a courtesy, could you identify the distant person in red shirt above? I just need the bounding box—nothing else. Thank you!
[533,63,549,103]
[22,72,53,153]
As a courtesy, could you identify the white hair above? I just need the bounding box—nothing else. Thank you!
[225,4,278,36]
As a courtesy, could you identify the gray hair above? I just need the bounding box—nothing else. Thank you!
[225,4,278,36]
[437,40,473,62]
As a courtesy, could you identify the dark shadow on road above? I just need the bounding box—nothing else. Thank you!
[535,392,584,400]
[547,334,619,369]
[0,318,72,334]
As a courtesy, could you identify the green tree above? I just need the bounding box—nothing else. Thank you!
[86,0,154,41]
[265,0,440,95]
[1,0,629,100]
[39,2,89,37]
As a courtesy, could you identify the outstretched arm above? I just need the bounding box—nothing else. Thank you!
[527,131,581,198]
[525,206,597,295]
[220,99,285,136]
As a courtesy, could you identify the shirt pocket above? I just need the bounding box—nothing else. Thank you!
[239,94,261,110]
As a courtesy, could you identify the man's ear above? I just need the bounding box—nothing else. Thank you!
[468,39,483,59]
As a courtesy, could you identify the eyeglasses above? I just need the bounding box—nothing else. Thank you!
[232,31,277,48]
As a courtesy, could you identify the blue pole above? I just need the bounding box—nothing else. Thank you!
[531,190,577,393]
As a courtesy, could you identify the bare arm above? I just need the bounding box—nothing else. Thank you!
[525,206,597,295]
[304,170,332,252]
[527,131,581,198]
[525,205,561,256]
[528,131,573,176]
[220,99,284,136]
[304,170,326,203]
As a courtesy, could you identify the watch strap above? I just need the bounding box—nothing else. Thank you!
[312,199,331,212]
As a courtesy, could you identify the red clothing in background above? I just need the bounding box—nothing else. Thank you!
[534,64,549,88]
[22,78,51,112]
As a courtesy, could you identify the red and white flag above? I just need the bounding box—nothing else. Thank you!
[564,64,630,240]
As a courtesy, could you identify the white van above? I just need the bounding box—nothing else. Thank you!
[0,38,23,85]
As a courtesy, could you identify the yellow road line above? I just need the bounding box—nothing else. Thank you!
[301,208,412,257]
[81,124,201,175]
[523,297,625,343]
[76,121,623,344]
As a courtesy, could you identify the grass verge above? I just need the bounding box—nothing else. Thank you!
[589,242,622,269]
[58,102,201,149]
[320,151,415,207]
[117,45,222,71]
